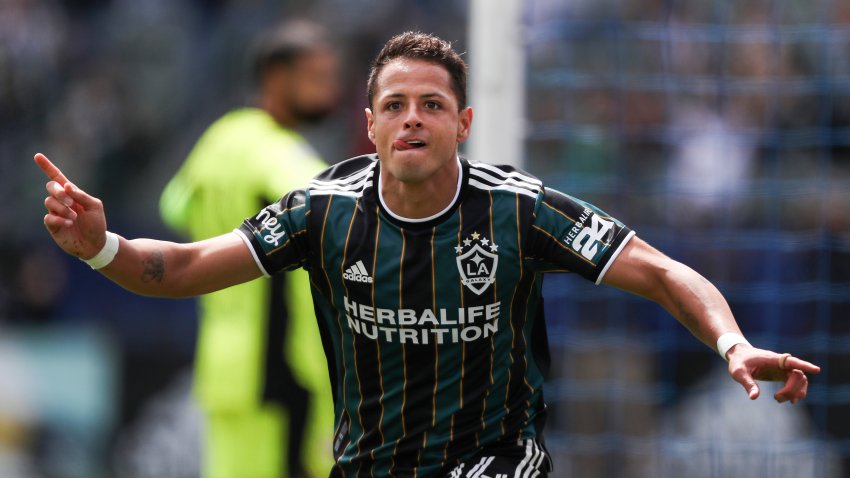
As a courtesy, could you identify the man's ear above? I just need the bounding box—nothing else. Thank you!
[365,108,375,144]
[457,106,473,143]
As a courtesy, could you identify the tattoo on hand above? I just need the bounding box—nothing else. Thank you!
[141,251,165,283]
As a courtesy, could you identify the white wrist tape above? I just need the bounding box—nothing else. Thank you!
[716,332,750,361]
[81,231,119,270]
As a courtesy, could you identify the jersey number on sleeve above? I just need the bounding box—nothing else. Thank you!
[572,215,614,261]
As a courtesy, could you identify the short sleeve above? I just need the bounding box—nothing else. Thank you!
[235,189,311,277]
[526,187,635,284]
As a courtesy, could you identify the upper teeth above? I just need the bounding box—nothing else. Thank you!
[407,140,424,145]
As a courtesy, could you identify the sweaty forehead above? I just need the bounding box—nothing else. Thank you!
[375,58,455,100]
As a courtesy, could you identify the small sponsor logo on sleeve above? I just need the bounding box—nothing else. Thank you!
[255,208,287,247]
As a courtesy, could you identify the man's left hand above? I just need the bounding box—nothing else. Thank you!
[726,345,820,404]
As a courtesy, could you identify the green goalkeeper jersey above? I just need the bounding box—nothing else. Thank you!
[160,108,333,475]
[237,154,634,477]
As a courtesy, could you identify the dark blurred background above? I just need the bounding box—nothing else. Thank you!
[1,0,848,477]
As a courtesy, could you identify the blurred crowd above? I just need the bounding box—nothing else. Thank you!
[525,1,850,477]
[1,0,848,477]
[526,0,850,231]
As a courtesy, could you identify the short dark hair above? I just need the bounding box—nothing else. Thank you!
[367,32,467,111]
[251,20,331,82]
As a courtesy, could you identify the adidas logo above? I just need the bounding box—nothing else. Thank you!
[343,260,373,284]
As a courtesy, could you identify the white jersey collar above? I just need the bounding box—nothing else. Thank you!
[377,156,463,224]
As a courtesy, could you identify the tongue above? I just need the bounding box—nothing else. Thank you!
[394,139,415,150]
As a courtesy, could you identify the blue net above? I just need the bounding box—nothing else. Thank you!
[524,2,850,476]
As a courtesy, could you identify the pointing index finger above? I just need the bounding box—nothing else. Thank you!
[784,356,821,374]
[34,153,69,185]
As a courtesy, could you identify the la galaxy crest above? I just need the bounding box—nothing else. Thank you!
[455,231,499,295]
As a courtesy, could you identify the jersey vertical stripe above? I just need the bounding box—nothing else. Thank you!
[341,199,367,474]
[370,210,387,477]
[397,224,439,474]
[479,191,498,446]
[430,226,439,431]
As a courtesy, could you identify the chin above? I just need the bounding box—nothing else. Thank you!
[381,148,452,184]
[380,154,420,181]
[390,166,430,184]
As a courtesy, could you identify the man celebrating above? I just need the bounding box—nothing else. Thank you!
[36,32,819,477]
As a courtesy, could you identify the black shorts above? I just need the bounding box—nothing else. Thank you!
[445,438,552,478]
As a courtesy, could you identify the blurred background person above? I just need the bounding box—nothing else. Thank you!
[158,20,339,478]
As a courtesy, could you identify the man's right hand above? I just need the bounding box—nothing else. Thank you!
[35,153,108,260]
[35,153,263,297]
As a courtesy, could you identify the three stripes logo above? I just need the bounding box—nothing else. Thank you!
[343,260,373,284]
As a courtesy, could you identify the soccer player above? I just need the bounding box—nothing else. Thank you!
[36,32,819,477]
[158,21,337,478]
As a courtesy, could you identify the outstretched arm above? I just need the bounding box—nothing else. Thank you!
[35,153,263,297]
[602,235,820,404]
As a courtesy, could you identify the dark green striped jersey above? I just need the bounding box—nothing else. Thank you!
[236,154,634,477]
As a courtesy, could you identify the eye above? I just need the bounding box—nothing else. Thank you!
[386,101,401,111]
[425,101,440,110]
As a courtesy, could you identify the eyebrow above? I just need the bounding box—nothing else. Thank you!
[381,92,449,101]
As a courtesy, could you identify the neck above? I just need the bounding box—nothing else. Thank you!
[260,95,297,129]
[380,158,460,221]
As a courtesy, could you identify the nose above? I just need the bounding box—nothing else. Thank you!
[403,105,422,129]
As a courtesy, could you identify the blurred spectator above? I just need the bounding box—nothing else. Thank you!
[658,370,842,478]
[112,371,202,478]
[0,336,38,477]
[5,245,70,324]
[664,104,757,229]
